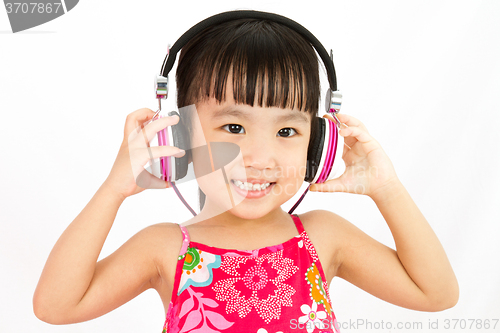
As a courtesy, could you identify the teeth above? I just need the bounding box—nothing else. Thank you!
[232,180,272,191]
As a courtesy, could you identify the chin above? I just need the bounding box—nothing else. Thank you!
[226,189,295,220]
[200,178,301,220]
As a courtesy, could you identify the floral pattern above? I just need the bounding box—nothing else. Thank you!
[162,215,339,332]
[298,301,328,333]
[180,288,234,333]
[178,247,221,295]
[212,250,299,323]
[305,262,332,316]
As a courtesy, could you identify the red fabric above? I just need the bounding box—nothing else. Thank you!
[162,214,339,333]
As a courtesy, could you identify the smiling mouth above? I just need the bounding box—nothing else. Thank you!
[231,179,276,191]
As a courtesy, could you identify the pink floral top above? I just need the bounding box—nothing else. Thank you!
[162,214,340,333]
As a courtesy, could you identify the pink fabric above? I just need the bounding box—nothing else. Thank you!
[162,214,339,333]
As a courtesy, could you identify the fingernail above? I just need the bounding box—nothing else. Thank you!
[173,149,185,157]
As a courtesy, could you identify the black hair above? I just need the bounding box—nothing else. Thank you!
[175,18,321,210]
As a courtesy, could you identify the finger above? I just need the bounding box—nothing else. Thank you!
[124,108,156,136]
[340,125,379,154]
[322,113,352,132]
[336,113,369,133]
[129,146,185,182]
[321,114,356,149]
[309,178,347,193]
[130,146,185,169]
[135,169,171,189]
[128,115,180,147]
[141,114,180,142]
[145,145,185,161]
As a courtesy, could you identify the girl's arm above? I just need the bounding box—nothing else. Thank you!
[369,178,458,310]
[309,114,458,311]
[33,109,185,324]
[33,184,157,324]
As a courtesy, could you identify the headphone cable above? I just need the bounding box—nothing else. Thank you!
[288,184,310,215]
[170,182,197,216]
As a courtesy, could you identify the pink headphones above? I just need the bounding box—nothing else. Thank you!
[148,10,346,215]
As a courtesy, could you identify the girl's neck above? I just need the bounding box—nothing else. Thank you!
[182,202,291,230]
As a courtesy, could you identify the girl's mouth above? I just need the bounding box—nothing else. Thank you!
[230,179,276,198]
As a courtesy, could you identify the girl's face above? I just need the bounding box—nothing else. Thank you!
[190,85,312,221]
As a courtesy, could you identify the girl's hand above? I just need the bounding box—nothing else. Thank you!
[103,108,185,199]
[309,113,399,198]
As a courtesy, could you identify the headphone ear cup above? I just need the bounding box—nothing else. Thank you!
[324,125,346,182]
[305,117,325,183]
[154,115,174,182]
[306,116,345,184]
[168,111,190,181]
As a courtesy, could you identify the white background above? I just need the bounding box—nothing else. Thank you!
[1,0,499,332]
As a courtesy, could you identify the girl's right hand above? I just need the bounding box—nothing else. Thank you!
[103,108,185,199]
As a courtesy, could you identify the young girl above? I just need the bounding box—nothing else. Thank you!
[33,12,458,333]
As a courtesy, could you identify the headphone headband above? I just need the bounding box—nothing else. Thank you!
[151,10,346,216]
[159,10,338,92]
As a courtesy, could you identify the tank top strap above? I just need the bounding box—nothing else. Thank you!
[291,213,306,234]
[166,224,191,317]
[178,224,190,257]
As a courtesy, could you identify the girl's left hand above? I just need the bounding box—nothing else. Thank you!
[309,113,399,198]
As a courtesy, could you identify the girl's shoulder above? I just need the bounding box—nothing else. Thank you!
[298,209,349,237]
[297,210,354,280]
[136,222,183,245]
[140,222,185,260]
[298,209,361,253]
[130,223,185,272]
[137,223,186,299]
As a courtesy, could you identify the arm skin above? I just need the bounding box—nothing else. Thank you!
[309,113,459,311]
[367,179,459,310]
[33,109,184,324]
[33,184,161,324]
[330,179,458,311]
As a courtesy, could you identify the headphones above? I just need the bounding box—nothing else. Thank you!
[148,10,346,214]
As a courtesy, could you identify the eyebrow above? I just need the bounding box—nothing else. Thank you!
[211,106,309,124]
[212,108,251,121]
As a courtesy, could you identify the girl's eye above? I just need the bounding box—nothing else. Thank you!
[277,128,297,137]
[222,124,245,134]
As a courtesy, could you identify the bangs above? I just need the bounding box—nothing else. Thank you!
[176,19,320,114]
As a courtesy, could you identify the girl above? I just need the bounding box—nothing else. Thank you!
[33,12,458,333]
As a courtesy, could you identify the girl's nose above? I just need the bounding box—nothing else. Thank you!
[242,135,277,170]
